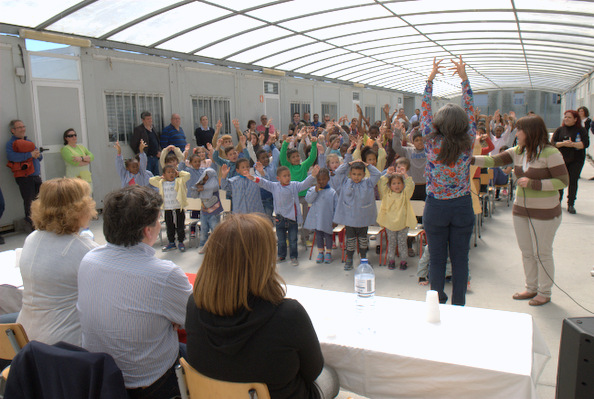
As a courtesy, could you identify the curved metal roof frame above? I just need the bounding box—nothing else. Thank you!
[1,0,593,98]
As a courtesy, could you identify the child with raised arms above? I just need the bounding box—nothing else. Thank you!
[114,139,153,187]
[377,165,417,270]
[333,160,381,270]
[249,163,319,266]
[220,158,263,214]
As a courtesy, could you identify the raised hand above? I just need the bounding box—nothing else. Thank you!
[383,104,390,115]
[216,120,223,130]
[220,164,229,178]
[266,118,272,127]
[449,55,468,81]
[206,142,213,152]
[239,134,247,147]
[114,141,121,155]
[216,138,223,149]
[139,139,147,153]
[232,119,240,129]
[311,164,320,177]
[254,161,264,174]
[428,57,444,81]
[387,166,396,174]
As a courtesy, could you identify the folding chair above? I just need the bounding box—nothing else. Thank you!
[0,323,29,397]
[176,358,270,399]
[186,198,202,248]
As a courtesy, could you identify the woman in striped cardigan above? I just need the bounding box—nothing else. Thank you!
[473,115,568,306]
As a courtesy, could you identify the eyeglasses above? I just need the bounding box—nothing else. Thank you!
[66,134,77,138]
[14,125,26,130]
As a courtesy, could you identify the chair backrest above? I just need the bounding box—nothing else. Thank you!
[410,200,425,217]
[479,169,494,185]
[178,358,270,399]
[186,198,202,212]
[0,323,29,360]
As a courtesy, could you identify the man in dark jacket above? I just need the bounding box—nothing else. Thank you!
[131,111,161,176]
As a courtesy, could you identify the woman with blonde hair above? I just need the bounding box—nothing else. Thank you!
[185,213,339,399]
[17,177,98,345]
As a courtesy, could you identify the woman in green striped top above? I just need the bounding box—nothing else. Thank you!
[473,115,568,306]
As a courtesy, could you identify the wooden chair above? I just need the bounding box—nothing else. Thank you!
[186,198,202,248]
[407,200,427,259]
[0,323,29,396]
[176,358,270,399]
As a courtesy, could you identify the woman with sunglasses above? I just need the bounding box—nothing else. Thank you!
[61,128,94,192]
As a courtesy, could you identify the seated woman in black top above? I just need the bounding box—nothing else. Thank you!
[185,213,339,399]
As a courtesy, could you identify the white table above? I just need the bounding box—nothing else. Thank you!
[286,285,549,399]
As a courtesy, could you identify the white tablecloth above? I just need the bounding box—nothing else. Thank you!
[286,285,550,399]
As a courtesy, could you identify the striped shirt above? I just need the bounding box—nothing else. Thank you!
[474,146,568,220]
[421,80,476,199]
[77,243,192,388]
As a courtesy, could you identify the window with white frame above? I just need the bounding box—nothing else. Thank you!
[192,96,231,137]
[365,105,376,123]
[321,102,338,121]
[105,91,164,144]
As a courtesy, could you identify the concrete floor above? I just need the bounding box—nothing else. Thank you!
[3,163,594,399]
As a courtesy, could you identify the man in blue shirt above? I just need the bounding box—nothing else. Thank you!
[160,114,187,151]
[6,119,42,232]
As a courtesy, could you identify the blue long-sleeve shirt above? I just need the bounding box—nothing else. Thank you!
[304,186,338,234]
[6,135,43,176]
[254,175,316,223]
[332,163,381,227]
[220,175,263,214]
[116,153,153,187]
[160,124,187,151]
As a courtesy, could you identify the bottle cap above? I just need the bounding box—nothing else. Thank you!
[361,258,368,262]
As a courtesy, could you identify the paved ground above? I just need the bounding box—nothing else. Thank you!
[3,163,593,399]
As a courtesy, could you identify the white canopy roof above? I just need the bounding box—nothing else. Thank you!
[1,0,592,97]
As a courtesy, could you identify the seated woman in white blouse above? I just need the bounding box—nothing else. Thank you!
[17,177,97,346]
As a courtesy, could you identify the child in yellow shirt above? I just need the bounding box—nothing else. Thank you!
[377,162,417,270]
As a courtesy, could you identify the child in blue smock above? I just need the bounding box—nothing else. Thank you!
[333,159,381,270]
[220,158,263,214]
[304,168,338,264]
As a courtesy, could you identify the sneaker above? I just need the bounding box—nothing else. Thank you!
[344,258,353,271]
[162,242,176,252]
[502,188,508,196]
[316,253,324,264]
[324,253,332,264]
[277,257,286,263]
[178,243,186,252]
[408,248,415,257]
[291,258,299,267]
[198,246,206,254]
[568,205,576,214]
[388,260,396,270]
[399,261,408,270]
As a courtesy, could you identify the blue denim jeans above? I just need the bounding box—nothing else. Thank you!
[423,194,474,306]
[276,214,298,259]
[127,343,186,399]
[147,155,160,177]
[262,196,274,220]
[199,212,221,247]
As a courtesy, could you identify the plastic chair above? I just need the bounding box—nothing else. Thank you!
[176,358,270,399]
[0,323,29,397]
[186,198,202,248]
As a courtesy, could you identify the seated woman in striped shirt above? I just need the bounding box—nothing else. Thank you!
[473,115,568,306]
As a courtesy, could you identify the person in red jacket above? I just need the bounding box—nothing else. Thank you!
[6,120,43,232]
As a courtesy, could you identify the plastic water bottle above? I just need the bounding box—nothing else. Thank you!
[80,228,95,241]
[576,133,581,142]
[354,259,375,308]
